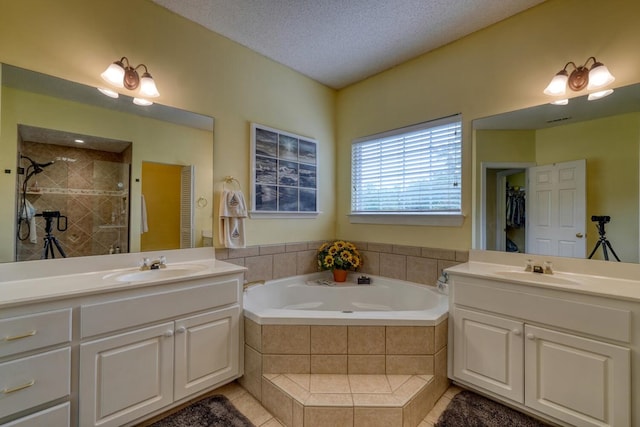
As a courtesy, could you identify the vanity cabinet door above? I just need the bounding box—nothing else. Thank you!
[524,325,630,427]
[173,306,240,401]
[453,306,524,402]
[79,322,174,427]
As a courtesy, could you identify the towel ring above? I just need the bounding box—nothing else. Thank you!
[196,196,208,208]
[223,176,242,190]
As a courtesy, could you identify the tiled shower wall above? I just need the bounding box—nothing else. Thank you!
[216,240,468,285]
[17,141,131,260]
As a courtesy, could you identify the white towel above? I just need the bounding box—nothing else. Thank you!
[141,194,149,234]
[218,190,247,248]
[20,199,37,243]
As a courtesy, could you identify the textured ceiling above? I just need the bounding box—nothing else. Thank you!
[152,0,545,89]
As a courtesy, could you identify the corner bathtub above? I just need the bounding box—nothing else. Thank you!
[243,273,448,326]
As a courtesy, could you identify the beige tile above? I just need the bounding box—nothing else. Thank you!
[296,250,318,275]
[311,355,348,374]
[309,374,351,393]
[305,406,353,427]
[259,244,286,255]
[310,325,347,354]
[262,325,310,354]
[270,374,311,403]
[263,355,310,374]
[368,242,393,252]
[424,393,452,424]
[408,381,437,427]
[260,418,285,427]
[434,320,448,352]
[386,375,411,391]
[229,247,260,258]
[241,345,263,400]
[273,252,298,279]
[380,253,407,280]
[360,250,380,276]
[348,326,385,354]
[348,355,386,374]
[386,355,434,375]
[354,407,403,427]
[352,393,402,407]
[262,377,293,427]
[455,251,469,262]
[286,242,309,252]
[212,381,247,401]
[293,400,304,427]
[245,255,274,282]
[406,256,439,286]
[348,375,391,394]
[433,347,449,398]
[421,248,456,261]
[443,385,464,400]
[305,393,354,407]
[232,392,274,426]
[392,376,428,404]
[284,373,311,391]
[392,245,422,256]
[245,317,262,352]
[386,326,434,355]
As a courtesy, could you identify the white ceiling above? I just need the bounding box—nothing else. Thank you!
[152,0,545,89]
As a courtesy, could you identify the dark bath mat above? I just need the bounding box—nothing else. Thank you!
[435,390,551,427]
[149,394,256,427]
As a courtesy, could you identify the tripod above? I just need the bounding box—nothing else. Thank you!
[41,214,67,259]
[588,218,620,262]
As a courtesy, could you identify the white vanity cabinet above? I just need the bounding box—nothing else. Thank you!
[78,274,242,427]
[0,309,72,427]
[448,274,632,427]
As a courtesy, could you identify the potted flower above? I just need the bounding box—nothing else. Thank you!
[317,240,362,282]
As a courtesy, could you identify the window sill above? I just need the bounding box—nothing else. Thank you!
[348,213,465,226]
[249,211,320,219]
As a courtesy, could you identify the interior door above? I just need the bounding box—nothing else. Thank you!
[526,159,586,257]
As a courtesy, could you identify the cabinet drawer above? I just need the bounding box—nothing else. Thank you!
[454,279,631,342]
[0,309,71,358]
[0,348,70,419]
[1,402,70,427]
[81,277,240,338]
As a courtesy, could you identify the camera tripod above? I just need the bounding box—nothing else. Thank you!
[40,213,67,259]
[587,218,620,262]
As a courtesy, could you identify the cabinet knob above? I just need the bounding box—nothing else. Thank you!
[164,330,174,338]
[526,333,536,340]
[576,232,584,238]
[175,326,186,334]
[512,329,521,336]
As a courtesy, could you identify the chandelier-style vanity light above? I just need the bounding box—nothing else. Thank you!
[543,56,615,104]
[98,57,160,105]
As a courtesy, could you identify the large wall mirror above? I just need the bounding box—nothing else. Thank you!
[0,64,214,263]
[473,83,640,263]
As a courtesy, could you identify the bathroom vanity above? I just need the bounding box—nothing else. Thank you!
[0,248,245,427]
[446,250,640,427]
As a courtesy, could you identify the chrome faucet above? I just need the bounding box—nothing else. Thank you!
[140,257,151,270]
[140,255,167,270]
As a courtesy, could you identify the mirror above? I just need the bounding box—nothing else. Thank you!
[473,83,640,263]
[1,64,214,263]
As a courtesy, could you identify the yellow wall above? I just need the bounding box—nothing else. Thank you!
[336,0,640,250]
[1,0,639,254]
[0,0,336,252]
[141,162,182,251]
[0,86,213,260]
[536,113,640,262]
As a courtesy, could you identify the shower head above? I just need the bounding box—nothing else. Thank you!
[20,155,55,181]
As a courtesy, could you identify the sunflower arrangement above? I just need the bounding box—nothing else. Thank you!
[317,240,362,271]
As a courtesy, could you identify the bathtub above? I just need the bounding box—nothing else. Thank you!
[243,272,448,326]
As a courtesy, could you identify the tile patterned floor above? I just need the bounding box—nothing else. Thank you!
[151,380,464,427]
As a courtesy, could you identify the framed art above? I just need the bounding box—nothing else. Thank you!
[250,123,319,217]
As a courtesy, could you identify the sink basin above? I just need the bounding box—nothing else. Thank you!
[104,263,208,282]
[493,270,581,286]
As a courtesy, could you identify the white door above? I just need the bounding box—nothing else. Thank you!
[173,307,239,400]
[453,307,524,402]
[524,325,630,427]
[527,159,586,257]
[79,322,174,427]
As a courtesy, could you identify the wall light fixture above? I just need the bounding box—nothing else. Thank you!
[98,57,160,105]
[543,57,615,103]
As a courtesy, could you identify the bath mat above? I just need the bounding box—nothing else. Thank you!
[149,394,255,427]
[435,390,551,427]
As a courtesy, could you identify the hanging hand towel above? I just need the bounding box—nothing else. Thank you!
[20,199,37,243]
[218,189,248,248]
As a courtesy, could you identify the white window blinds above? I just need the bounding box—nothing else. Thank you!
[351,115,462,214]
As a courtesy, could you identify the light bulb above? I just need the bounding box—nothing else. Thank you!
[101,61,125,88]
[133,97,153,106]
[543,71,568,96]
[139,73,160,98]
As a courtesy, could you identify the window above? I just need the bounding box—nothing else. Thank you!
[350,114,463,225]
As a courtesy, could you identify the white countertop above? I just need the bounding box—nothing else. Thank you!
[0,248,246,309]
[447,250,640,302]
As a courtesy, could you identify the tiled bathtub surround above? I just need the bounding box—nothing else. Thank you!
[217,240,468,285]
[240,319,449,426]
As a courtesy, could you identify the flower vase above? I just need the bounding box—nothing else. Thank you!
[333,269,348,282]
